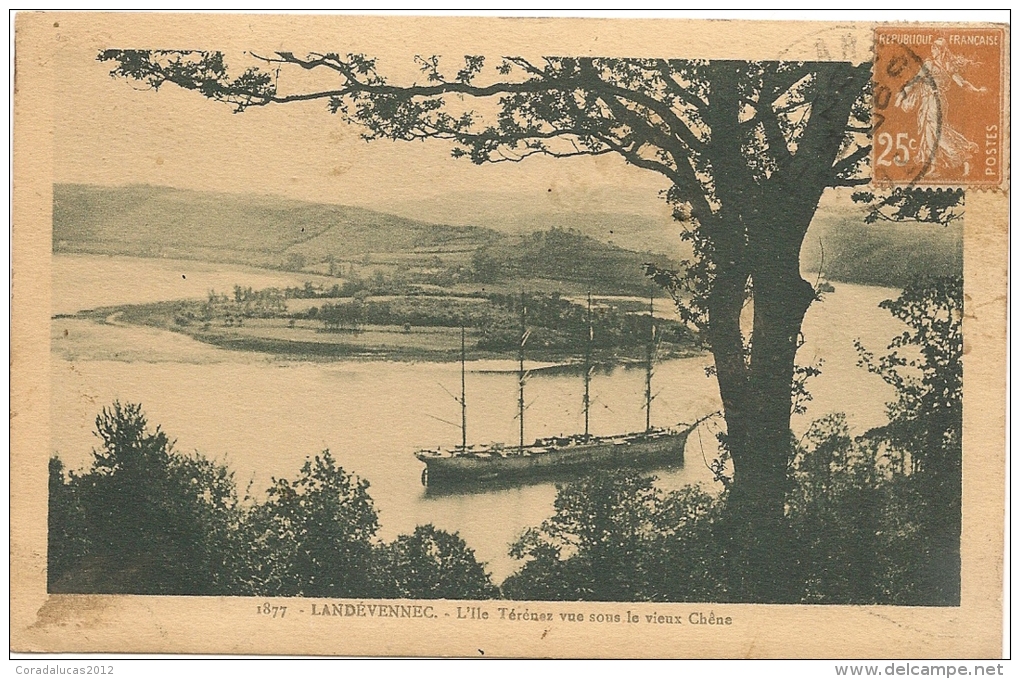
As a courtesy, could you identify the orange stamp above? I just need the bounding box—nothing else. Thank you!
[873,26,1005,186]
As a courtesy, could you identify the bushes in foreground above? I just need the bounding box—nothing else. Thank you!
[500,424,956,605]
[48,403,240,595]
[48,403,496,598]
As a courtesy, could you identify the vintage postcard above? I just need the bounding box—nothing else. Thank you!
[11,14,1008,657]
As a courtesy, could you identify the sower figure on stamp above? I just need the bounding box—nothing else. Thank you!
[896,37,988,178]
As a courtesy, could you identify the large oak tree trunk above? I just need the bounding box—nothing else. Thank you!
[707,204,819,602]
[699,64,831,601]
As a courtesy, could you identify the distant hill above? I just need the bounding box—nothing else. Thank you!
[53,184,501,269]
[54,184,960,294]
[470,228,675,295]
[52,184,674,293]
[802,201,963,289]
[386,190,687,257]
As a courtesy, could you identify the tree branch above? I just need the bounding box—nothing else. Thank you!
[757,103,793,170]
[656,60,708,112]
[829,143,872,185]
[577,59,706,154]
[762,63,814,106]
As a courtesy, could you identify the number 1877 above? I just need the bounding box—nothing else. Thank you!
[257,602,287,618]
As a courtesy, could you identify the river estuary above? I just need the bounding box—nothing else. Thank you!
[51,253,905,580]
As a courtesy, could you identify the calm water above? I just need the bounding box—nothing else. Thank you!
[51,254,904,580]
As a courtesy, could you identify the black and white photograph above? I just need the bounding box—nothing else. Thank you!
[10,13,1007,660]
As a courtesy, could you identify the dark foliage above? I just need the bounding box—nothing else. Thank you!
[237,450,381,597]
[855,276,963,604]
[478,291,691,355]
[49,406,497,598]
[377,524,499,599]
[852,187,965,226]
[47,402,241,594]
[503,470,724,601]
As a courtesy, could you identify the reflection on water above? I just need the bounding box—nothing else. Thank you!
[51,255,905,580]
[420,458,689,499]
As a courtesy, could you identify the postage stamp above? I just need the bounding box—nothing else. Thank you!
[10,13,1008,659]
[873,27,1005,186]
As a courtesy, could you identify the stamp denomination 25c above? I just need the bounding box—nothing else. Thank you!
[873,27,1004,187]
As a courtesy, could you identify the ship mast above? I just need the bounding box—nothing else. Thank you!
[460,326,467,450]
[518,294,527,451]
[645,287,655,433]
[583,291,592,440]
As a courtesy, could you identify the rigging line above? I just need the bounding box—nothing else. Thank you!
[511,397,540,420]
[437,381,463,405]
[425,413,461,429]
[641,390,661,410]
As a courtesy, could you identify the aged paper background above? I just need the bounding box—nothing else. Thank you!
[11,13,1007,657]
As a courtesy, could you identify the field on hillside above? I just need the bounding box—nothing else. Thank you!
[53,184,675,296]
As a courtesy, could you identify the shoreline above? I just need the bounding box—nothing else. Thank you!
[58,308,705,366]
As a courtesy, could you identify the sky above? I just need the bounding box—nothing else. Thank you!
[49,11,1003,223]
[52,33,673,219]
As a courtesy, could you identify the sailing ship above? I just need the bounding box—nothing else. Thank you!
[415,292,700,486]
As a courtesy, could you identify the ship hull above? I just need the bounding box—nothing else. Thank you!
[418,430,689,486]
